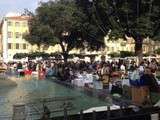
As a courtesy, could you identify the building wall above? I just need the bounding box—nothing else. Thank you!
[142,38,157,54]
[2,18,8,62]
[0,34,2,59]
[104,36,158,55]
[1,16,31,62]
[1,15,65,62]
[104,37,135,54]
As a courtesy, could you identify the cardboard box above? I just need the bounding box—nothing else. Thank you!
[132,86,150,105]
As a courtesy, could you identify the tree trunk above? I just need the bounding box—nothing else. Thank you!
[136,49,143,65]
[38,45,40,51]
[135,35,143,65]
[62,52,68,64]
[59,37,69,63]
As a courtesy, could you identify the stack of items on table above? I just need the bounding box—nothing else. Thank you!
[71,71,93,87]
[71,71,103,89]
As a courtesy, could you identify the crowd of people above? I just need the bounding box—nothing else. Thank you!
[0,58,159,90]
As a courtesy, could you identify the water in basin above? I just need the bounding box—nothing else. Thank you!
[0,76,110,119]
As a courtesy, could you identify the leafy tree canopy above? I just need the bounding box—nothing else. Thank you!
[120,51,135,58]
[108,52,120,58]
[13,52,63,59]
[77,0,160,64]
[78,0,160,51]
[24,0,105,62]
[155,48,160,55]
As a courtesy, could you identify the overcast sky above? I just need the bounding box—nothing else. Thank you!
[0,0,49,19]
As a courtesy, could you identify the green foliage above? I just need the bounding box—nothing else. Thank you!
[13,52,51,59]
[78,0,160,52]
[109,51,135,58]
[24,0,104,62]
[13,53,28,59]
[50,52,62,59]
[120,51,135,58]
[68,53,97,59]
[13,52,97,60]
[109,52,120,58]
[155,48,160,55]
[143,53,150,57]
[23,17,57,47]
[28,52,50,59]
[68,54,84,59]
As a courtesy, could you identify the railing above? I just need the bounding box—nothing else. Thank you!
[0,115,12,120]
[9,96,160,120]
[13,97,76,120]
[4,104,160,120]
[17,104,158,120]
[52,106,160,120]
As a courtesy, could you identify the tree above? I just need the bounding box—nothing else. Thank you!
[13,53,28,59]
[78,0,160,64]
[120,51,135,58]
[23,16,57,50]
[108,52,120,58]
[155,48,160,55]
[13,52,50,59]
[24,0,104,63]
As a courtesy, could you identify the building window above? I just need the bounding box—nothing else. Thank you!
[15,32,20,38]
[8,32,12,38]
[23,44,27,49]
[121,42,126,46]
[22,22,27,27]
[106,47,109,51]
[15,22,20,27]
[143,46,145,51]
[16,43,19,49]
[122,47,124,51]
[8,21,12,26]
[117,47,119,51]
[131,47,134,51]
[112,47,114,52]
[8,43,12,49]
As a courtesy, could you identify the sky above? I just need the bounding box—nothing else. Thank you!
[0,0,49,19]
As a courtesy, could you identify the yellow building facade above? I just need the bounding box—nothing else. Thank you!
[1,14,31,62]
[104,36,158,55]
[104,37,135,54]
[0,13,61,62]
[0,31,2,59]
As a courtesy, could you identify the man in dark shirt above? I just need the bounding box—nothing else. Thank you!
[140,67,159,92]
